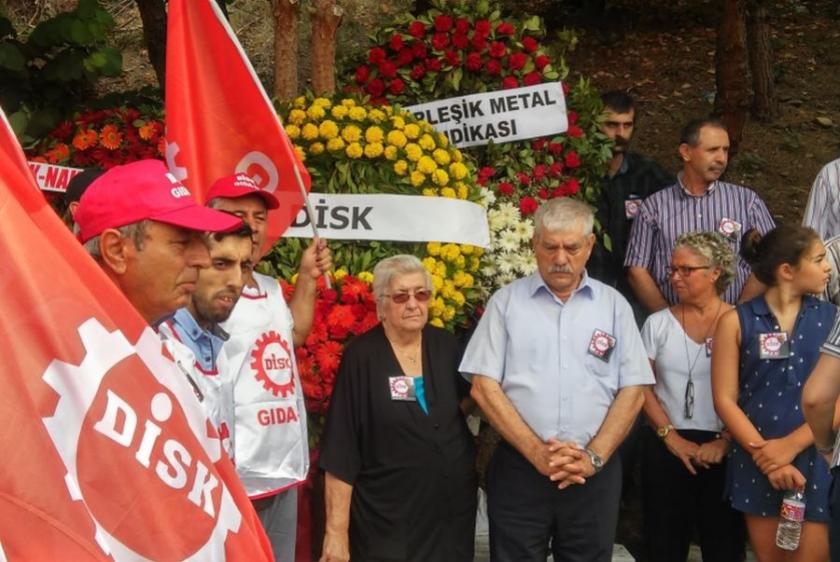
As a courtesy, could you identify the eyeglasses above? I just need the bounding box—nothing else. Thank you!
[385,289,432,304]
[667,265,711,278]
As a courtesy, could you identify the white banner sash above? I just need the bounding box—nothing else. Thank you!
[404,82,568,149]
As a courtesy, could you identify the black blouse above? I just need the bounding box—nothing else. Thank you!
[319,324,477,562]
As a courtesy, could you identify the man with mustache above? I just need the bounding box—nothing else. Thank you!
[589,91,674,320]
[461,197,654,561]
[625,117,775,311]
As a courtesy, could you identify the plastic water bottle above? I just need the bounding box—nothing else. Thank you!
[776,490,805,550]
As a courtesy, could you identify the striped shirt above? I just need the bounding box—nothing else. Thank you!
[822,234,840,305]
[624,175,775,304]
[803,158,840,240]
[818,310,840,467]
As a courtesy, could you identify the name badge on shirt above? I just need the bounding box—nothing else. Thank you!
[718,218,742,240]
[624,198,642,220]
[705,337,713,358]
[759,332,791,359]
[588,330,616,362]
[389,376,417,401]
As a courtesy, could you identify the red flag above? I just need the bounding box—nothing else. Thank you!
[165,0,310,249]
[0,108,273,560]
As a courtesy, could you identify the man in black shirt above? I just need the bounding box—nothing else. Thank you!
[589,91,674,321]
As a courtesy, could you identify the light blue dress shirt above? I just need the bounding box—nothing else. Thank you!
[460,272,654,446]
[167,308,229,373]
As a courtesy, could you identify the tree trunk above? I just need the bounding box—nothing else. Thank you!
[272,0,299,99]
[746,0,777,121]
[310,0,343,95]
[135,0,167,89]
[714,0,750,155]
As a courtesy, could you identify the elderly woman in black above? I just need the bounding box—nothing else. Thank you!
[318,254,477,562]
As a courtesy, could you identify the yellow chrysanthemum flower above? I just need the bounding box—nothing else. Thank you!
[403,123,421,139]
[404,143,423,162]
[452,149,463,162]
[393,159,409,176]
[431,274,444,291]
[418,134,436,151]
[417,156,437,174]
[319,120,339,139]
[288,109,307,125]
[422,188,438,197]
[333,268,349,281]
[285,124,301,139]
[313,97,332,108]
[430,316,444,327]
[391,116,406,129]
[427,242,441,256]
[443,306,456,321]
[358,271,374,283]
[435,262,446,277]
[346,142,363,159]
[432,169,450,186]
[368,108,386,122]
[410,171,425,187]
[341,125,362,143]
[440,186,457,198]
[451,291,466,306]
[457,184,469,199]
[306,104,326,120]
[341,98,356,108]
[454,255,466,269]
[433,148,451,166]
[469,256,481,271]
[441,280,455,298]
[331,105,349,119]
[348,107,367,121]
[449,162,468,180]
[327,137,346,151]
[436,133,449,148]
[290,273,299,284]
[423,257,437,272]
[293,96,306,108]
[386,130,407,148]
[364,142,384,158]
[301,123,319,141]
[460,244,474,255]
[294,146,306,161]
[384,145,398,160]
[309,142,325,154]
[365,126,384,144]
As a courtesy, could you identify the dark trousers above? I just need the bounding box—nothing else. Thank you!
[830,467,840,561]
[642,429,745,562]
[487,442,621,562]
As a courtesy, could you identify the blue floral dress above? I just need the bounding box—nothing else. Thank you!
[726,296,836,521]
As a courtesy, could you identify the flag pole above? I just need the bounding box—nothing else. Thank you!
[291,162,331,289]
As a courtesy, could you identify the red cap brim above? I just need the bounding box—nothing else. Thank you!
[151,205,244,233]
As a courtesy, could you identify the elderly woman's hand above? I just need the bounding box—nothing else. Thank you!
[320,530,351,562]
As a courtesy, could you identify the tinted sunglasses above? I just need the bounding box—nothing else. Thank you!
[386,289,432,304]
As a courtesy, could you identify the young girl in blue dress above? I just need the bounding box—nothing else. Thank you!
[713,225,836,562]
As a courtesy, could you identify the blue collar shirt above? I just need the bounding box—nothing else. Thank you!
[166,308,229,374]
[460,272,654,446]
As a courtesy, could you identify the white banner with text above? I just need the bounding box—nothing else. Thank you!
[284,193,490,247]
[404,82,568,149]
[28,161,83,193]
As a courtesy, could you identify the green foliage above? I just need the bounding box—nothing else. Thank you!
[0,0,122,144]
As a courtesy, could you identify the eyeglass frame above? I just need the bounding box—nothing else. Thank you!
[667,265,711,278]
[383,289,433,304]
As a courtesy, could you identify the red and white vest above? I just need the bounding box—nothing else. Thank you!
[220,272,308,498]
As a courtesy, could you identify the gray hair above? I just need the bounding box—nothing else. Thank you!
[533,197,595,238]
[673,231,736,294]
[372,254,432,317]
[83,220,150,259]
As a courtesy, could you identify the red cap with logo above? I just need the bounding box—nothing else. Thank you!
[75,160,243,242]
[206,173,280,210]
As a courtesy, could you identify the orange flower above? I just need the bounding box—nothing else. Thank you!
[138,121,160,141]
[157,137,166,156]
[99,124,123,150]
[45,143,70,164]
[72,129,98,150]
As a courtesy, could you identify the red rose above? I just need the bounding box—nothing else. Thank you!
[432,32,450,51]
[563,82,570,94]
[366,78,385,97]
[549,162,563,177]
[486,59,502,75]
[479,166,496,179]
[564,150,581,168]
[516,172,530,185]
[531,139,546,150]
[470,34,487,51]
[564,178,580,195]
[488,41,506,58]
[410,63,426,80]
[452,33,469,49]
[535,54,550,70]
[455,17,470,34]
[519,196,539,215]
[368,47,386,64]
[522,36,538,53]
[434,15,453,32]
[389,33,404,51]
[495,22,515,36]
[465,52,482,71]
[354,65,370,83]
[50,121,73,140]
[412,42,427,58]
[408,21,426,39]
[508,52,527,70]
[566,125,583,138]
[498,182,514,195]
[502,76,519,89]
[444,50,460,66]
[378,61,397,78]
[533,164,546,180]
[523,71,542,86]
[568,111,578,124]
[548,142,563,156]
[389,78,405,95]
[538,188,549,200]
[427,58,442,72]
[396,48,414,67]
[477,176,488,187]
[474,19,491,36]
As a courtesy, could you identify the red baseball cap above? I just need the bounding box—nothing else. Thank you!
[75,160,243,242]
[206,173,280,210]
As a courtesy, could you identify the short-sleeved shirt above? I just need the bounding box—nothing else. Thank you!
[641,308,723,432]
[818,313,840,467]
[802,157,840,240]
[624,176,776,305]
[726,296,836,521]
[459,272,654,446]
[319,324,476,561]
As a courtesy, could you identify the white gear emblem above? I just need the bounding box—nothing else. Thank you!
[41,318,243,561]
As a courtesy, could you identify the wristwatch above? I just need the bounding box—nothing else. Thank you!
[656,424,674,440]
[584,447,604,473]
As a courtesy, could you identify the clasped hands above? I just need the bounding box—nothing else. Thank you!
[531,438,596,489]
[747,437,806,491]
